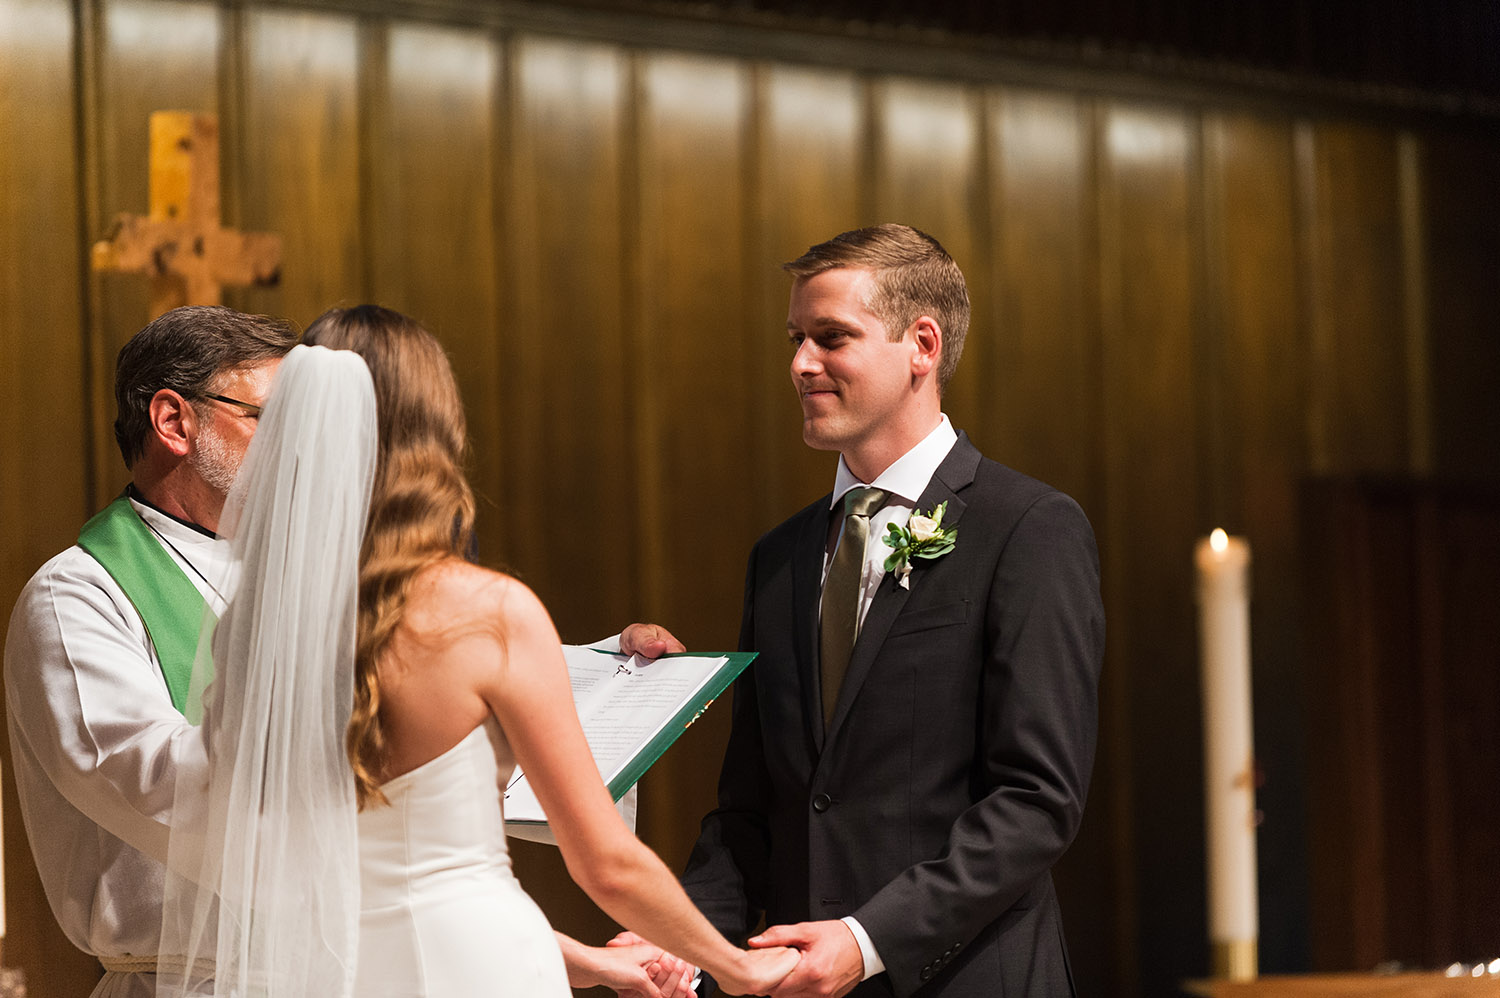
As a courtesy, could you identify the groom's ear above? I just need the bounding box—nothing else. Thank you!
[907,316,942,381]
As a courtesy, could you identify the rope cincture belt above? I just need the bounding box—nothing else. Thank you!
[99,954,217,977]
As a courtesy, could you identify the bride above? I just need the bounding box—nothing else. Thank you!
[158,310,797,998]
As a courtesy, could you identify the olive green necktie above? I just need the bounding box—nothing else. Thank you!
[819,487,888,729]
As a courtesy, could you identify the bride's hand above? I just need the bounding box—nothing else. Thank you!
[715,945,800,996]
[560,933,693,998]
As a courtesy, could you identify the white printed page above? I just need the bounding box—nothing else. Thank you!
[576,655,725,782]
[562,645,628,705]
[504,652,729,825]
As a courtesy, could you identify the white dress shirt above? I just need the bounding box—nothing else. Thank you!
[824,416,959,622]
[3,498,230,998]
[822,415,959,980]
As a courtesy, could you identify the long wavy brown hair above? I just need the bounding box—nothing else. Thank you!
[304,305,477,808]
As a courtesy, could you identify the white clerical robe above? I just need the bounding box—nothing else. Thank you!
[4,499,229,998]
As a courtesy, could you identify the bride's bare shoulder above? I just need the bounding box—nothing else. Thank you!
[406,559,553,634]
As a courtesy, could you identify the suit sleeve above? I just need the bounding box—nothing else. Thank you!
[854,492,1105,996]
[679,544,774,943]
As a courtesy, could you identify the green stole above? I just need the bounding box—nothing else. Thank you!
[77,494,216,715]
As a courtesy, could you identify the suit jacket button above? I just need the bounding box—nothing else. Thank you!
[812,793,832,812]
[920,968,933,981]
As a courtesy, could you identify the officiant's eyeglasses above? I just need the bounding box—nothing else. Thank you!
[203,393,262,419]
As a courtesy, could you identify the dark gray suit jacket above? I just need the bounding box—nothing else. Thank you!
[682,433,1104,997]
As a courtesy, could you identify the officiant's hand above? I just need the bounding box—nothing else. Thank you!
[606,931,697,998]
[749,920,862,998]
[621,623,686,659]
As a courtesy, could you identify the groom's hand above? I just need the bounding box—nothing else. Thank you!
[749,921,862,998]
[621,623,687,659]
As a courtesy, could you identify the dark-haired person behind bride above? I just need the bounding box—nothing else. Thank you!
[159,320,798,998]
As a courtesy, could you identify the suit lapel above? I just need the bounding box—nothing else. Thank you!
[793,500,833,755]
[822,433,981,745]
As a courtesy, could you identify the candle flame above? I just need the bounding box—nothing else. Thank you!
[1210,528,1229,553]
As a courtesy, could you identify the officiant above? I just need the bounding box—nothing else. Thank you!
[3,305,294,998]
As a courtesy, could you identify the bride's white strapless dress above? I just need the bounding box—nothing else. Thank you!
[355,719,571,997]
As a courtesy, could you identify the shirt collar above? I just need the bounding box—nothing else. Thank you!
[127,484,219,541]
[829,415,958,509]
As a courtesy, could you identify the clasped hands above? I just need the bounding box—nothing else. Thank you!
[610,918,863,998]
[612,626,861,996]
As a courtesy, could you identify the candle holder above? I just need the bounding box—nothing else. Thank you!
[0,966,24,998]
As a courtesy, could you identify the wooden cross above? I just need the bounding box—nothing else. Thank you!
[92,111,281,318]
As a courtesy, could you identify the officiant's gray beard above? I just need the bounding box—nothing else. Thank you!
[188,416,242,497]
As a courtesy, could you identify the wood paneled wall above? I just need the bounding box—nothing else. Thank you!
[2,2,1498,995]
[1303,480,1500,971]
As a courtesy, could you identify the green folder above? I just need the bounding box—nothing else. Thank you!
[505,649,756,827]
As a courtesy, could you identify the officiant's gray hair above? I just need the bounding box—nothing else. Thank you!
[783,223,970,394]
[113,305,299,468]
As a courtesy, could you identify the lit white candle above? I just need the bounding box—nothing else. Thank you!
[1195,528,1257,979]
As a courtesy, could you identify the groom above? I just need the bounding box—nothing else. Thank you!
[677,225,1104,997]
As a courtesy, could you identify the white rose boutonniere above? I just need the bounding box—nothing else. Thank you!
[882,501,958,590]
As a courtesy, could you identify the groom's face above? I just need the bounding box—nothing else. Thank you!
[787,267,915,458]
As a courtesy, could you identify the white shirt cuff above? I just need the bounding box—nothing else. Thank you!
[840,916,885,980]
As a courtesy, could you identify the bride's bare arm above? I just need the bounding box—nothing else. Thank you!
[475,578,797,996]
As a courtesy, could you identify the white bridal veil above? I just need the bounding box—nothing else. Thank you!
[159,345,377,998]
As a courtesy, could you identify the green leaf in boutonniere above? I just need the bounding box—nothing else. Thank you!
[882,501,958,590]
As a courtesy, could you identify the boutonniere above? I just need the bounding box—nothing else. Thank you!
[882,501,958,590]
